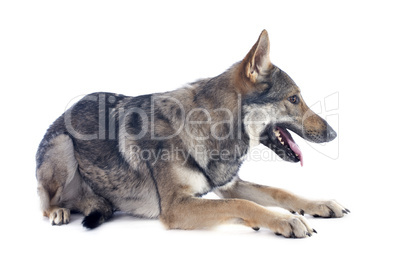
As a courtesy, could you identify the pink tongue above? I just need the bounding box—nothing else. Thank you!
[278,128,304,167]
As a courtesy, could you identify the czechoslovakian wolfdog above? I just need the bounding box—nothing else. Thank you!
[36,30,349,238]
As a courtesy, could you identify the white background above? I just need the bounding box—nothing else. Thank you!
[1,0,401,252]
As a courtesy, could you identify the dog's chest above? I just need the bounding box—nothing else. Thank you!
[174,166,210,195]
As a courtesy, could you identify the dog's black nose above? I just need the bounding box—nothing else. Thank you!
[326,126,337,142]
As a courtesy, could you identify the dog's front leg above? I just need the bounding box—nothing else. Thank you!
[159,196,314,238]
[214,178,349,218]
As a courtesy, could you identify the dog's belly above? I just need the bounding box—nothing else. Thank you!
[115,190,160,218]
[77,161,161,218]
[112,171,160,218]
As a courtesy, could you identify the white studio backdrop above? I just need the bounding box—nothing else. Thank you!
[0,1,401,252]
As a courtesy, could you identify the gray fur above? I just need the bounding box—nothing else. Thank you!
[36,30,340,231]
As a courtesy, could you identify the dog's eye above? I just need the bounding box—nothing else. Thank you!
[288,95,299,104]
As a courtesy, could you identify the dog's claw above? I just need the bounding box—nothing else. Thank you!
[328,208,336,218]
[313,229,318,234]
[289,210,305,216]
[252,227,260,231]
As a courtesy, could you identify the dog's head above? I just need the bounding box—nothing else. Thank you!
[237,30,337,166]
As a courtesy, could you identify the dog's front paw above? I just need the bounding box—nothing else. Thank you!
[269,214,316,238]
[303,200,350,218]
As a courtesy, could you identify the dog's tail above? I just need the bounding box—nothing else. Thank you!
[82,211,111,229]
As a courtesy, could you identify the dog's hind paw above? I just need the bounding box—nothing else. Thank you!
[49,208,70,225]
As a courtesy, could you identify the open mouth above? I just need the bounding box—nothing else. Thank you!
[260,126,304,166]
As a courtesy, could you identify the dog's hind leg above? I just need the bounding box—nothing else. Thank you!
[37,183,71,225]
[36,134,79,225]
[36,134,114,228]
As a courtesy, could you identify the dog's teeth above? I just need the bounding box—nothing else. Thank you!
[295,154,299,157]
[274,130,280,137]
[278,136,282,141]
[280,141,285,145]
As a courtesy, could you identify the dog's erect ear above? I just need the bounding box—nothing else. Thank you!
[241,30,273,84]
